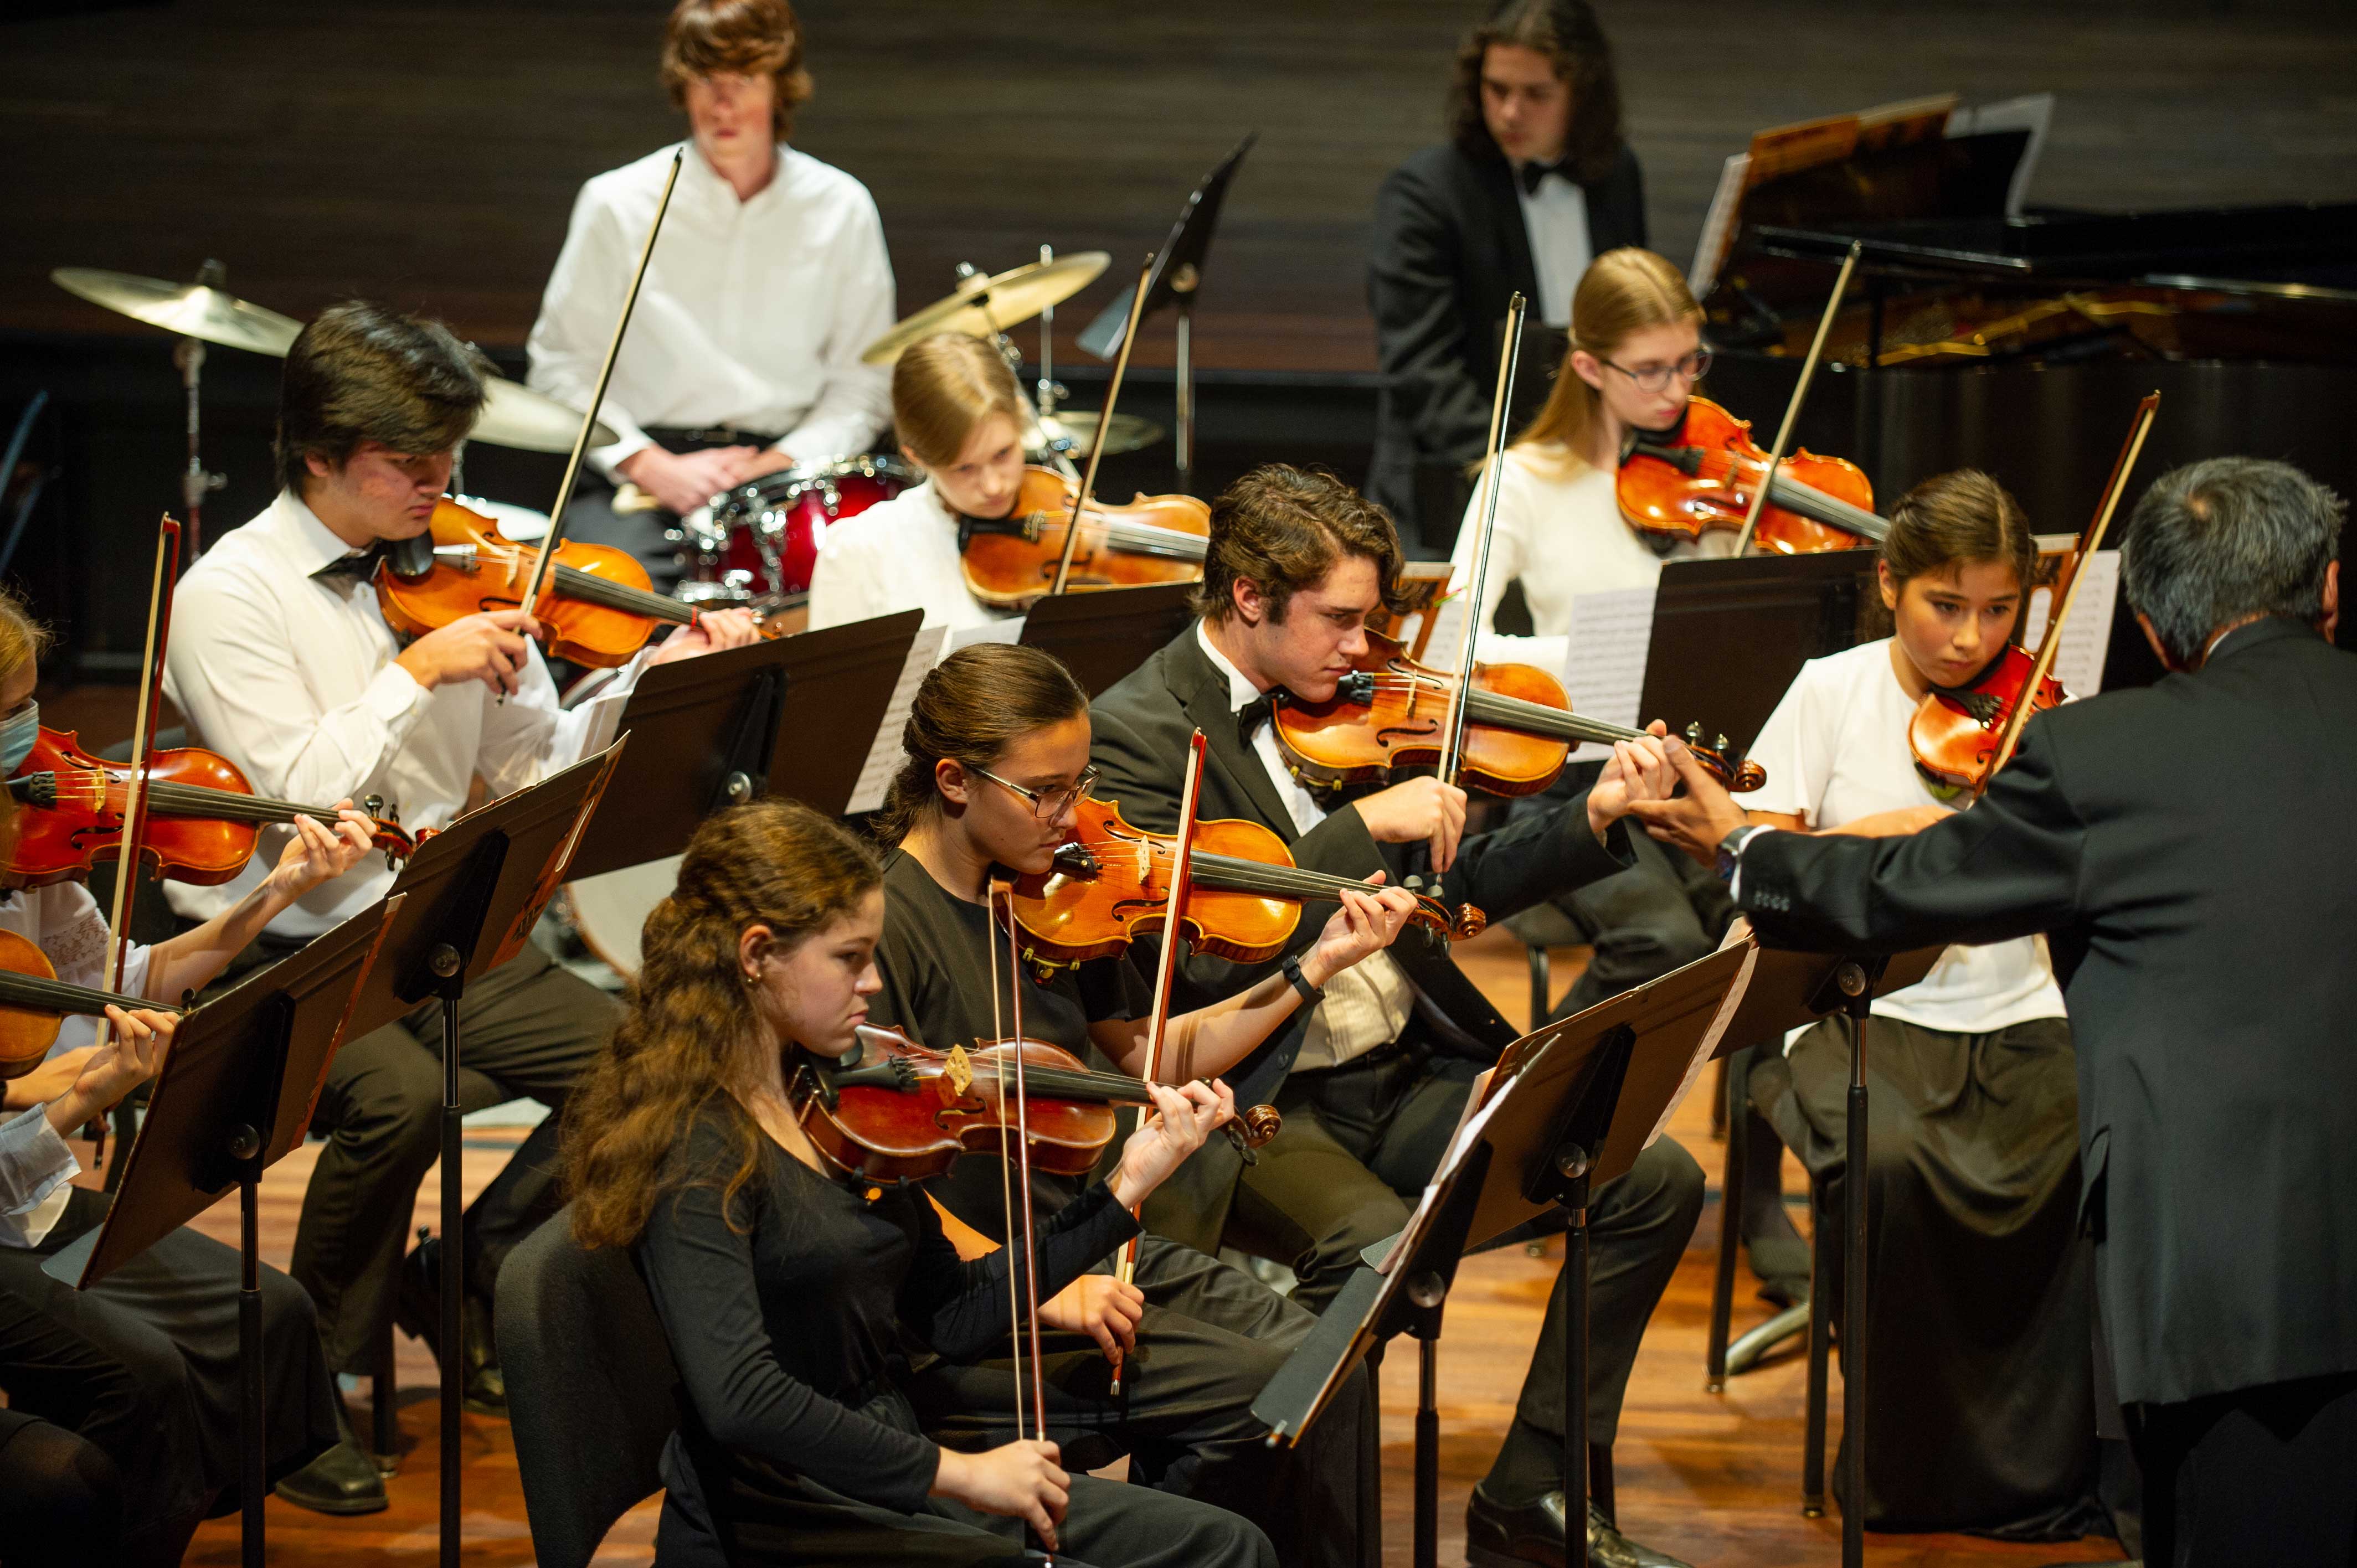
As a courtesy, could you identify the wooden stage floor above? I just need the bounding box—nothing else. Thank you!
[149,927,2125,1566]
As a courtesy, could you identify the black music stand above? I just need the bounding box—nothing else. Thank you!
[760,609,923,816]
[1019,581,1197,699]
[1255,946,1750,1568]
[1639,551,1883,759]
[1701,935,1938,1568]
[564,635,795,880]
[1078,133,1257,492]
[44,895,402,1568]
[339,741,627,1568]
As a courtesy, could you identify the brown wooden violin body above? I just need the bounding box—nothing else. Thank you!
[1909,643,2066,793]
[1005,793,1484,973]
[1273,630,1766,799]
[790,1024,1280,1185]
[375,498,779,669]
[959,467,1209,610]
[0,927,186,1081]
[6,728,415,889]
[1618,396,1883,554]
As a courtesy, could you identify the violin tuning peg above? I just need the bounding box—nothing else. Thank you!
[1684,721,1702,744]
[1715,734,1729,754]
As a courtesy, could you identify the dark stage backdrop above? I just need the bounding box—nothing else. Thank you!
[3,0,2354,667]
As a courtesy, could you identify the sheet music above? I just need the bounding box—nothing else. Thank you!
[1645,927,1759,1150]
[1560,587,1656,764]
[844,624,949,815]
[2024,549,2120,699]
[947,617,1023,655]
[569,685,631,768]
[1688,152,1751,296]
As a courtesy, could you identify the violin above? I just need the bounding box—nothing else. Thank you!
[1003,792,1486,973]
[1907,391,2162,795]
[1618,396,1886,554]
[0,921,188,1080]
[6,728,416,889]
[375,497,785,669]
[1272,628,1765,800]
[1908,644,2066,794]
[788,1024,1280,1185]
[959,466,1208,611]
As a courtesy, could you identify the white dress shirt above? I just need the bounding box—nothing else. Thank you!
[527,141,897,478]
[806,478,1020,633]
[163,492,637,938]
[1515,166,1594,329]
[0,883,156,1248]
[1195,625,1417,1071]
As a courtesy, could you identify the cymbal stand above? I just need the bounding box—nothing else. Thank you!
[1170,262,1198,496]
[1036,244,1065,424]
[174,260,231,557]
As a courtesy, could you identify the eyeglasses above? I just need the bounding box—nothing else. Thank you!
[973,764,1099,821]
[1599,348,1713,395]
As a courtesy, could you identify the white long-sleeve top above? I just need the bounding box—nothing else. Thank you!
[163,492,639,939]
[526,142,896,479]
[806,479,1017,633]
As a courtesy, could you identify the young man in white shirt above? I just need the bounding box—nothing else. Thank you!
[527,0,896,587]
[166,302,759,1422]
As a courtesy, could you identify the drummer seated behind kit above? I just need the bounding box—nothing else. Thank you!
[1087,465,1702,1568]
[807,331,1032,634]
[163,302,759,1420]
[526,0,894,587]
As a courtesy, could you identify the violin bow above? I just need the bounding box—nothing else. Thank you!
[1437,291,1527,788]
[1047,252,1155,597]
[518,147,686,623]
[986,875,1052,1463]
[1982,391,2161,786]
[88,514,182,1161]
[1105,727,1207,1394]
[1730,240,1862,557]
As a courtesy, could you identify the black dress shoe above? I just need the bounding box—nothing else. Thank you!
[274,1399,389,1515]
[1465,1481,1694,1568]
[394,1234,507,1415]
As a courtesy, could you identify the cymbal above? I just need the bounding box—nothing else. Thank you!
[475,376,617,453]
[52,267,301,357]
[861,252,1110,367]
[1033,408,1165,458]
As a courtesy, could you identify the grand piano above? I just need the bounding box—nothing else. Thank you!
[1692,197,2357,678]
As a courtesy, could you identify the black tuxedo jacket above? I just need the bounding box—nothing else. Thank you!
[1089,624,1632,1250]
[1366,141,1646,537]
[1736,618,2357,1407]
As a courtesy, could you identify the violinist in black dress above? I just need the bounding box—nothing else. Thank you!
[562,796,1277,1567]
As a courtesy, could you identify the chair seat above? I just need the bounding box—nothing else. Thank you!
[1501,903,1587,950]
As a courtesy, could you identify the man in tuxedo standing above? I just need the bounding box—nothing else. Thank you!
[1634,457,2357,1567]
[1367,0,1646,548]
[1091,464,1700,1568]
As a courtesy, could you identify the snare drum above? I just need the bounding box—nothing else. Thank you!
[560,855,682,982]
[678,455,914,607]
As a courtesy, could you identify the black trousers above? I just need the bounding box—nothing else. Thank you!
[2130,1370,2357,1568]
[0,1187,338,1564]
[291,941,614,1371]
[908,1233,1378,1568]
[0,1407,122,1565]
[1225,1040,1705,1448]
[557,427,783,591]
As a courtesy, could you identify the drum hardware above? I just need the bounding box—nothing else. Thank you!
[860,250,1110,367]
[677,454,914,607]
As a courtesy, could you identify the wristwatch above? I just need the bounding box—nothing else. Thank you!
[1715,823,1763,884]
[1283,952,1326,1006]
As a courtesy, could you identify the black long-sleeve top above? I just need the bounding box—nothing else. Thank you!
[635,1104,1139,1513]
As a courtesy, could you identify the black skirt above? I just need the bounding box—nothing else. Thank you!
[1762,1013,2106,1538]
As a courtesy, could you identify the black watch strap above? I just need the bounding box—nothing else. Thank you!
[1284,952,1325,1005]
[1715,823,1761,883]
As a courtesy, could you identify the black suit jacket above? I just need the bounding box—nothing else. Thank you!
[1089,623,1633,1250]
[1735,618,2357,1408]
[1366,141,1646,540]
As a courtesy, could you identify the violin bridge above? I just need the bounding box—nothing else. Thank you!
[944,1044,974,1097]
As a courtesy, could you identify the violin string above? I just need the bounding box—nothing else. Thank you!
[1062,839,1357,900]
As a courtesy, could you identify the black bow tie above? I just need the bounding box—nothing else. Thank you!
[311,540,391,589]
[1237,692,1280,746]
[1518,158,1572,197]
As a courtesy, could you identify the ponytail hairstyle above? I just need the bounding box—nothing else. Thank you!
[1880,469,2037,605]
[564,797,882,1249]
[1512,248,1701,474]
[0,584,53,690]
[893,332,1028,471]
[873,643,1089,846]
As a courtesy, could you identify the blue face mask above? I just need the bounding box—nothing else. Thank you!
[0,702,38,776]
